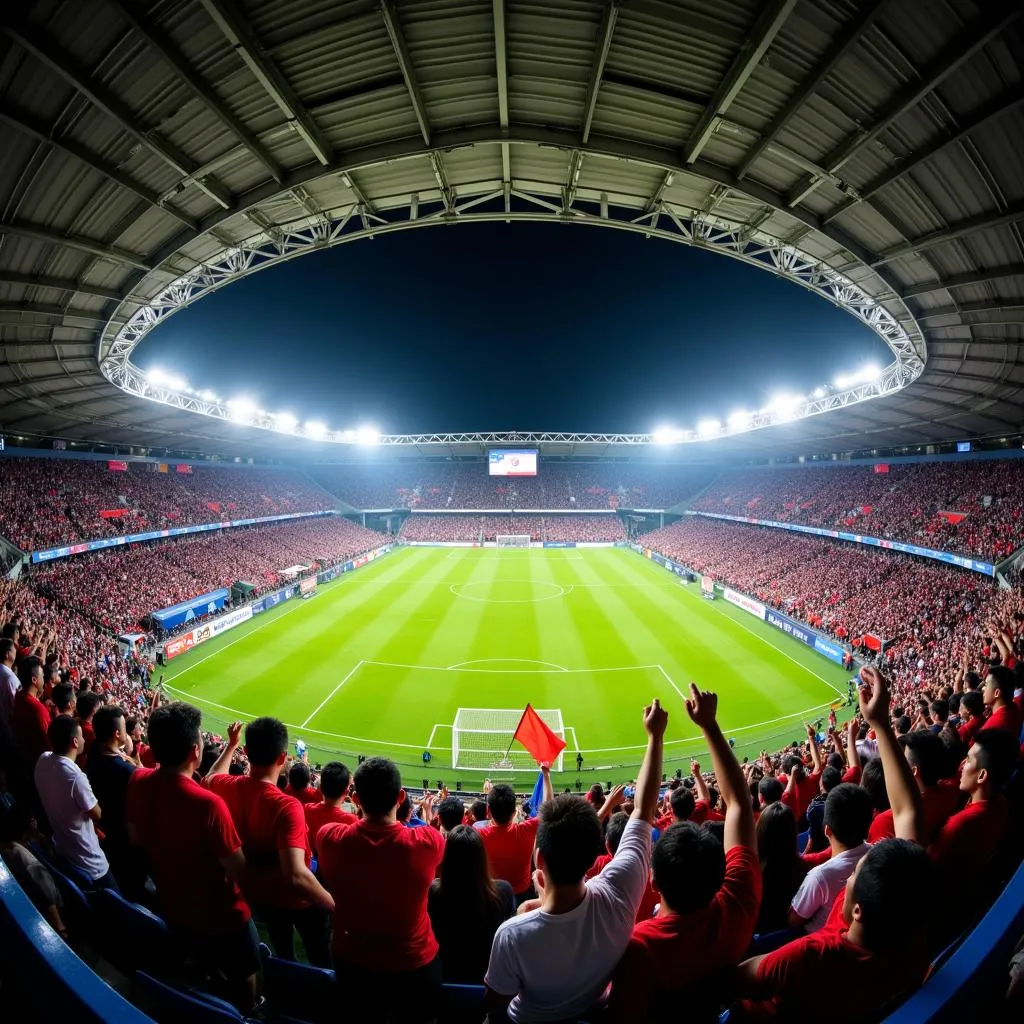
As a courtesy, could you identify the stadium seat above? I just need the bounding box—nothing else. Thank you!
[135,971,258,1024]
[258,942,336,1024]
[746,927,801,957]
[796,830,810,853]
[43,859,93,929]
[441,982,487,1024]
[90,888,175,977]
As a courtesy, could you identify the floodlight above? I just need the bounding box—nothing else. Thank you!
[227,397,256,422]
[163,374,187,392]
[862,363,882,382]
[697,418,721,437]
[727,409,752,429]
[304,420,327,439]
[652,426,684,445]
[356,426,381,445]
[768,394,802,421]
[199,389,219,402]
[146,367,167,385]
[341,429,357,442]
[273,411,298,432]
[812,386,826,399]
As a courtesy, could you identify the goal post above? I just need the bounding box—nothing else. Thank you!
[496,534,531,548]
[451,707,565,771]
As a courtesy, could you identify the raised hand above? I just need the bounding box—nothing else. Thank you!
[605,783,627,808]
[685,683,719,730]
[226,721,244,747]
[858,665,891,728]
[642,698,669,738]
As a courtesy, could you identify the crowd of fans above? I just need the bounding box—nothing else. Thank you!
[541,515,625,542]
[310,462,715,512]
[692,460,1024,560]
[0,457,337,552]
[28,516,385,635]
[398,514,626,544]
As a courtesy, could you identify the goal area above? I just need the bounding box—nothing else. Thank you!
[496,534,531,548]
[451,707,565,771]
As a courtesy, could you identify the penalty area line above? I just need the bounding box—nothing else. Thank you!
[300,660,367,727]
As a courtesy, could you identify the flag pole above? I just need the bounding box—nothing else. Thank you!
[504,703,532,763]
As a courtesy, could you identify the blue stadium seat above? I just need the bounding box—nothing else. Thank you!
[796,830,810,853]
[44,859,94,927]
[90,888,175,977]
[746,927,801,957]
[442,982,487,1023]
[258,942,335,1024]
[136,971,257,1024]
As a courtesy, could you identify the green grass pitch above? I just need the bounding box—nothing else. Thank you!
[160,547,851,787]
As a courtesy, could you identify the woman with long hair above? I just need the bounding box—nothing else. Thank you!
[755,802,808,933]
[428,825,515,982]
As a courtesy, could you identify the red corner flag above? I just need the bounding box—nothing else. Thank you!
[513,704,566,766]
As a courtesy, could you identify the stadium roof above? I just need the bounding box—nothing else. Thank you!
[1,0,1022,460]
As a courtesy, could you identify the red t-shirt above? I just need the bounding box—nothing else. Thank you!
[742,926,927,1019]
[126,768,249,934]
[585,852,613,880]
[929,796,1009,884]
[958,716,985,746]
[77,720,95,769]
[137,742,156,769]
[587,852,659,922]
[318,819,444,970]
[205,775,311,910]
[781,771,821,821]
[479,817,540,894]
[304,802,358,856]
[869,782,962,846]
[689,799,724,825]
[12,690,50,769]
[609,846,761,1022]
[284,784,323,806]
[840,765,861,785]
[981,702,1023,737]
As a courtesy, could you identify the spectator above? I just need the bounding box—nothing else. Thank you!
[317,756,446,1020]
[480,772,552,905]
[12,657,49,771]
[805,765,842,851]
[958,690,987,746]
[608,684,760,1022]
[0,797,67,941]
[427,825,515,983]
[284,761,323,806]
[469,798,488,829]
[303,761,357,858]
[34,715,116,891]
[436,795,466,835]
[204,719,334,967]
[74,690,103,769]
[754,803,807,934]
[981,665,1023,736]
[484,699,665,1023]
[50,683,75,720]
[126,701,257,1013]
[757,776,783,811]
[586,808,660,923]
[0,638,17,726]
[788,783,873,933]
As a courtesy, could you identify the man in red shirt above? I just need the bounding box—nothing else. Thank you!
[284,760,323,806]
[318,756,445,1019]
[981,665,1023,737]
[780,726,823,822]
[957,690,987,746]
[653,784,695,832]
[609,684,761,1022]
[304,761,357,858]
[480,769,552,902]
[204,717,335,967]
[74,690,103,770]
[587,811,659,923]
[125,701,258,1014]
[12,657,50,772]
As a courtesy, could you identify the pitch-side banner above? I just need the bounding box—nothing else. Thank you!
[723,588,766,620]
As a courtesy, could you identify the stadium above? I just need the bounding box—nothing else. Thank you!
[0,1,1022,1022]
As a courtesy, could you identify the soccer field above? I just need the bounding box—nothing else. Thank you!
[160,547,850,787]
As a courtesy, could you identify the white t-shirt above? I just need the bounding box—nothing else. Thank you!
[34,752,109,882]
[0,664,17,724]
[485,817,652,1022]
[791,842,870,933]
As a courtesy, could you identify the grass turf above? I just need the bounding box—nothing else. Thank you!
[160,547,851,787]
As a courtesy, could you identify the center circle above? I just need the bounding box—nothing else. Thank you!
[450,579,566,603]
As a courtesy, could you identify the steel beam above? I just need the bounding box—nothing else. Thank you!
[108,0,282,184]
[0,303,107,326]
[581,1,619,145]
[737,0,891,180]
[0,222,152,270]
[199,0,332,165]
[492,0,509,130]
[380,0,431,145]
[0,271,122,302]
[1,16,233,210]
[871,204,1024,267]
[683,0,798,164]
[788,4,1021,207]
[900,265,1023,300]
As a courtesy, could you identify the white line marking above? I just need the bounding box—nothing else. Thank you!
[449,580,566,603]
[364,659,662,675]
[565,726,580,752]
[300,660,367,727]
[655,664,688,703]
[446,659,569,672]
[427,723,439,747]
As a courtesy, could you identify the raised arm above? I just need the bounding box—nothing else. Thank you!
[632,699,667,822]
[206,722,243,777]
[686,684,755,852]
[690,759,711,806]
[844,717,861,775]
[805,724,822,775]
[598,784,627,822]
[859,666,923,845]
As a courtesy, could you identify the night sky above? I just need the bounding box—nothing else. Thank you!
[138,223,889,435]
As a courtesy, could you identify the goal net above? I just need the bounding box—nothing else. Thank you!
[451,708,565,771]
[496,534,531,548]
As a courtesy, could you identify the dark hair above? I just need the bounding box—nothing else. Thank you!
[948,693,961,715]
[433,825,502,940]
[756,802,801,891]
[75,691,103,721]
[438,796,465,831]
[973,729,1020,792]
[244,717,288,767]
[288,761,310,790]
[319,762,351,800]
[17,657,42,690]
[47,714,80,754]
[960,690,984,717]
[823,784,873,847]
[860,758,889,812]
[353,757,402,816]
[820,766,842,794]
[51,683,75,714]
[985,665,1015,701]
[852,839,935,949]
[487,783,517,826]
[652,821,726,913]
[537,794,602,885]
[147,701,203,768]
[397,795,412,822]
[470,798,487,821]
[0,638,15,663]
[702,820,725,846]
[605,811,629,854]
[964,671,981,690]
[929,700,949,723]
[781,754,801,774]
[91,704,125,744]
[758,776,783,806]
[894,715,912,735]
[669,786,695,821]
[826,752,845,772]
[587,783,605,810]
[903,730,946,788]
